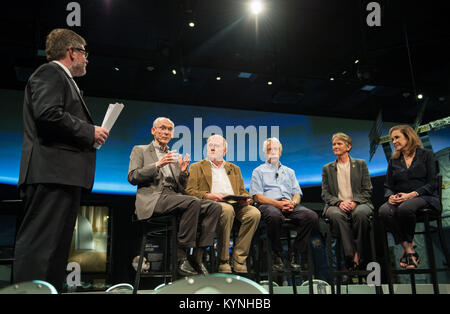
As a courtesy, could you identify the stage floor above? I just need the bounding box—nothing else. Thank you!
[69,283,450,294]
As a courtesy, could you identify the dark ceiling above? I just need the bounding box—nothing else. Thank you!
[1,0,449,124]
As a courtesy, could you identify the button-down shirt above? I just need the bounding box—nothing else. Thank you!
[210,160,235,195]
[250,162,302,200]
[153,141,173,179]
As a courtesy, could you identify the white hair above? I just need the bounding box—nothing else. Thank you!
[207,134,227,150]
[152,117,174,128]
[263,137,282,154]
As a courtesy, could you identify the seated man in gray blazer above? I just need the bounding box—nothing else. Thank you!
[128,117,221,276]
[321,132,373,270]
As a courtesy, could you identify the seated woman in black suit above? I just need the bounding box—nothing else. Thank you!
[322,132,374,270]
[378,125,441,269]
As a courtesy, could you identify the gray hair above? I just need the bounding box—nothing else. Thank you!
[152,117,174,128]
[263,137,282,154]
[207,134,227,150]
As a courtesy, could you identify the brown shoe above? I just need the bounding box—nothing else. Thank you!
[218,261,232,273]
[232,260,248,273]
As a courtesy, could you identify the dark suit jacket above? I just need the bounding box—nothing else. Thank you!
[321,157,374,215]
[18,62,96,190]
[185,159,250,199]
[128,143,189,220]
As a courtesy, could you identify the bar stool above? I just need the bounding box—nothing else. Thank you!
[132,214,179,294]
[0,200,23,285]
[254,218,314,294]
[324,213,382,294]
[381,177,450,294]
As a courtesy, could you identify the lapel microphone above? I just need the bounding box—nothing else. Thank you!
[275,172,279,178]
[227,169,231,175]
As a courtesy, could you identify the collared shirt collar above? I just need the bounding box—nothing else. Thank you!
[265,160,282,170]
[52,60,73,78]
[152,140,169,153]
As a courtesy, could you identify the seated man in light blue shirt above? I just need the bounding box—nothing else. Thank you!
[250,137,318,272]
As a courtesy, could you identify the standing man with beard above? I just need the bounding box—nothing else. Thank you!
[14,29,109,292]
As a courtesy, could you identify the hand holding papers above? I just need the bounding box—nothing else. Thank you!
[94,103,124,149]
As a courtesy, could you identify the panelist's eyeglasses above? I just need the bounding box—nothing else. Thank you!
[70,47,89,58]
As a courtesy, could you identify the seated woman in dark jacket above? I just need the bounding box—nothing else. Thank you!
[378,125,441,269]
[322,132,373,270]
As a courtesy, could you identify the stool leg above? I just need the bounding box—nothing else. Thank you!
[424,214,439,294]
[163,222,169,285]
[286,229,298,295]
[308,241,314,294]
[381,224,394,294]
[133,225,147,294]
[336,240,342,294]
[326,223,336,294]
[171,216,178,282]
[267,237,274,294]
[437,218,450,269]
[369,220,382,294]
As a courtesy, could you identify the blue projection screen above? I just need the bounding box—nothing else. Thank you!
[1,88,449,195]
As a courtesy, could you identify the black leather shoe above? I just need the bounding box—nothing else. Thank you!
[272,252,285,272]
[288,251,301,272]
[194,262,209,275]
[177,258,198,276]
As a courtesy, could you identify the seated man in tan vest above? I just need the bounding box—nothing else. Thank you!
[186,134,260,274]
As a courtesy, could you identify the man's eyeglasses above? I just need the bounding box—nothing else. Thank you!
[156,126,173,132]
[70,47,89,58]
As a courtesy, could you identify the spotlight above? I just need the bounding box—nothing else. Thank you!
[250,1,263,15]
[172,69,177,75]
[188,21,195,28]
[216,76,221,81]
[267,81,272,85]
[114,67,120,72]
[330,77,334,81]
[417,94,423,99]
[354,59,359,64]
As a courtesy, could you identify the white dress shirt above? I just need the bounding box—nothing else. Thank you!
[210,160,234,195]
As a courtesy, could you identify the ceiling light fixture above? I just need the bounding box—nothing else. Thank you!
[250,1,263,15]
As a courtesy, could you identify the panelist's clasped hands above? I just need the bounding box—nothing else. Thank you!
[277,199,295,212]
[388,191,418,205]
[339,201,357,213]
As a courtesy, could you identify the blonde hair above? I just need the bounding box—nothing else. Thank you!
[332,132,352,151]
[45,29,86,61]
[389,125,422,159]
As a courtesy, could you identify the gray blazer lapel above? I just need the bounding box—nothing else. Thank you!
[146,144,159,163]
[329,161,338,196]
[349,157,359,193]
